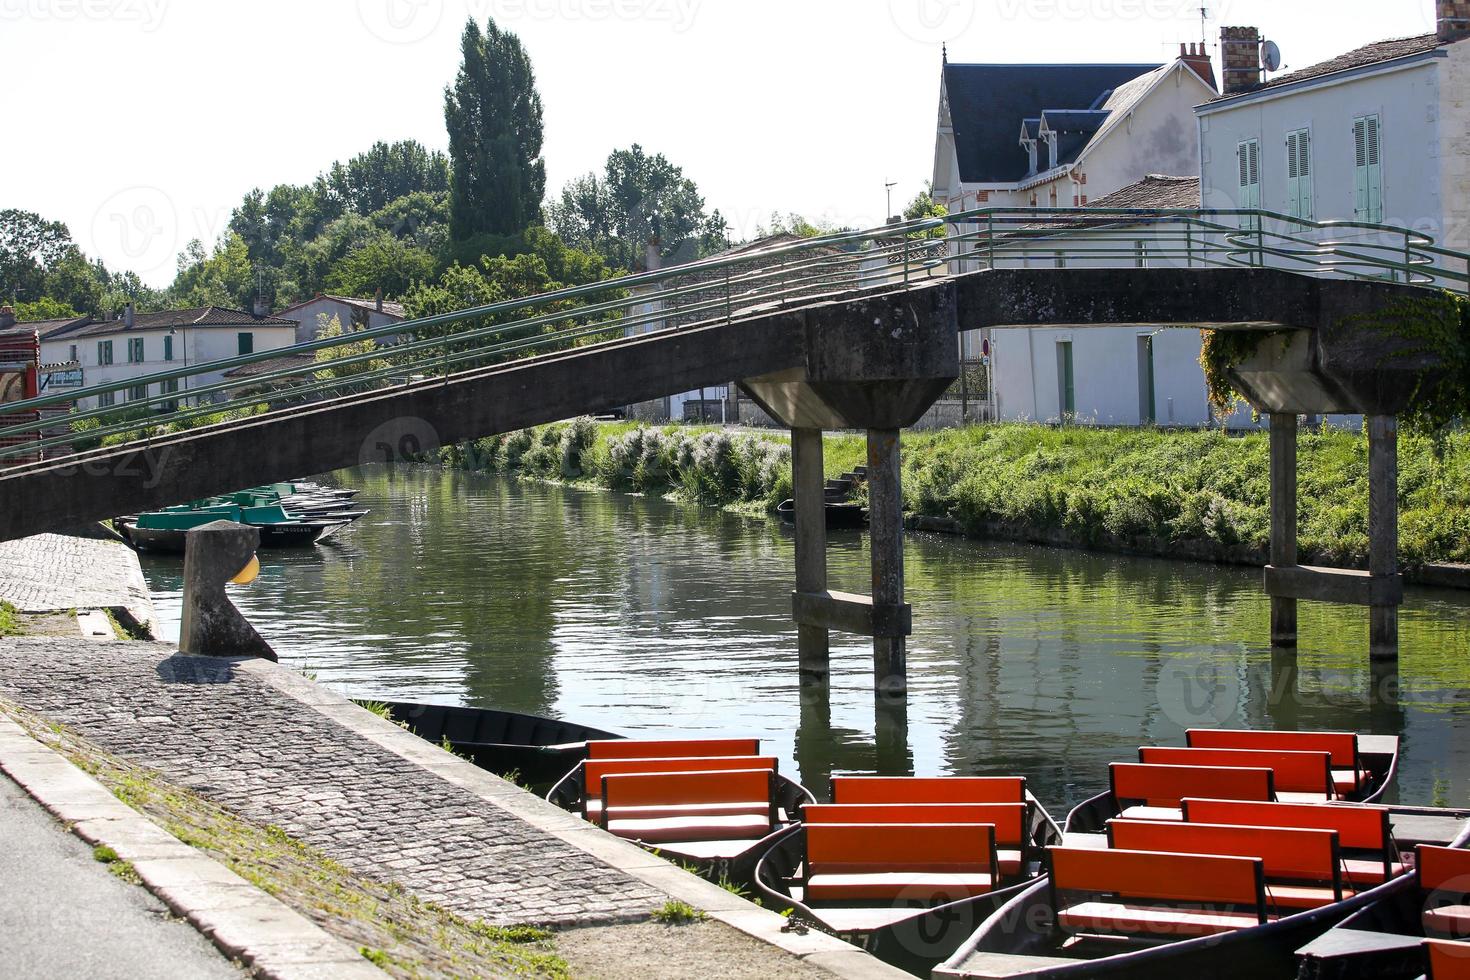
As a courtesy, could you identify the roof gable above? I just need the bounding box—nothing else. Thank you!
[943,62,1161,184]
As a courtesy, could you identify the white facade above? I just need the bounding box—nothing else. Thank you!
[41,319,296,411]
[1197,38,1470,263]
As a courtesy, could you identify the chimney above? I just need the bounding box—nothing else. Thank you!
[124,302,135,329]
[1221,26,1262,95]
[0,306,15,330]
[644,236,661,273]
[374,286,384,313]
[253,296,269,318]
[1442,0,1470,41]
[1181,42,1217,91]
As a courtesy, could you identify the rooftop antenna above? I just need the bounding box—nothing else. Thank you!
[885,180,898,221]
[1200,5,1209,47]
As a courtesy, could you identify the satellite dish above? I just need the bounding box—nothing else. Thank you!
[1261,40,1283,73]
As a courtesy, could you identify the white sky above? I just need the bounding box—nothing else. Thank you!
[0,0,1442,287]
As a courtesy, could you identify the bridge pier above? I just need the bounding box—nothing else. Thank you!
[791,427,829,676]
[868,428,906,699]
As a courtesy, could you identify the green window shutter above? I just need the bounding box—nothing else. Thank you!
[1238,139,1262,231]
[1287,129,1313,221]
[237,332,253,356]
[1365,115,1383,223]
[1354,116,1382,222]
[163,335,173,361]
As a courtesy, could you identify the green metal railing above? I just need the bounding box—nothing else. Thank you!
[1,207,1466,463]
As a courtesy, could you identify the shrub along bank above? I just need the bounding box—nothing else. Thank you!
[435,421,1470,569]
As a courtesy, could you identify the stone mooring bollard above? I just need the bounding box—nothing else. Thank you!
[179,520,278,661]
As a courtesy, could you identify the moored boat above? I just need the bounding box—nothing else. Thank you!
[753,775,1064,976]
[776,497,868,530]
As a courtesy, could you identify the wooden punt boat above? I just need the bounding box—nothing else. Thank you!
[776,498,868,530]
[935,810,1470,980]
[1065,732,1400,835]
[377,700,621,789]
[752,778,1065,976]
[547,743,815,885]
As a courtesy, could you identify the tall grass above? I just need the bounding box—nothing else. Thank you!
[434,421,1470,568]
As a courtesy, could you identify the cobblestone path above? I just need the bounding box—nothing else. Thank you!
[0,639,663,928]
[0,532,156,632]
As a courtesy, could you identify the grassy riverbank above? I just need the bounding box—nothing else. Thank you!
[437,421,1470,568]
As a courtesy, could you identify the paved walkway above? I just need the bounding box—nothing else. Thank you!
[0,638,663,928]
[0,531,157,634]
[0,769,241,980]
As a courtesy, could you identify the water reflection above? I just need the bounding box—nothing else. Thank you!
[139,465,1470,815]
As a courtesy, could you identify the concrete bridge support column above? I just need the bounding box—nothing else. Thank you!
[868,428,907,699]
[1269,413,1298,647]
[1368,416,1399,660]
[791,427,829,676]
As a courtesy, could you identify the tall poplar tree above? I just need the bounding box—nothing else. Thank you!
[444,17,546,241]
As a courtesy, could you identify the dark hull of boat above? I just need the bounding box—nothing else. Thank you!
[776,499,868,530]
[121,518,351,553]
[380,700,621,789]
[940,808,1467,980]
[547,761,816,885]
[754,797,1066,976]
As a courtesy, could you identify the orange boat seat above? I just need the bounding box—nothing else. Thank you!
[1422,846,1470,939]
[1428,939,1470,979]
[1186,729,1365,793]
[803,802,1030,877]
[1181,798,1401,888]
[804,822,999,904]
[1140,746,1335,800]
[599,768,778,844]
[829,776,1026,805]
[1110,763,1274,818]
[586,738,760,760]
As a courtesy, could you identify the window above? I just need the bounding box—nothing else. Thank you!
[1135,242,1148,268]
[98,390,114,407]
[1286,129,1314,221]
[163,335,173,361]
[1056,342,1076,421]
[127,337,144,363]
[1354,114,1383,223]
[237,332,254,356]
[97,340,114,365]
[129,383,148,403]
[1237,139,1262,223]
[68,344,77,362]
[161,377,179,411]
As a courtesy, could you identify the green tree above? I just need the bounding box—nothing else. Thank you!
[0,209,74,302]
[170,233,255,309]
[313,313,391,381]
[547,144,728,271]
[328,140,450,216]
[14,297,80,321]
[903,185,949,239]
[444,17,546,240]
[326,233,437,299]
[42,248,106,316]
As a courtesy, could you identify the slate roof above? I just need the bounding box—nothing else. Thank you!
[48,307,296,339]
[944,62,1162,183]
[1215,33,1445,100]
[1040,109,1111,133]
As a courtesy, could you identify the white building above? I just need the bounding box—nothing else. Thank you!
[1198,13,1470,259]
[39,305,298,410]
[275,293,406,343]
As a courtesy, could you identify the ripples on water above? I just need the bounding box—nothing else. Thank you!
[140,465,1470,814]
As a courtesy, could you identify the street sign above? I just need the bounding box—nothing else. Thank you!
[40,366,84,391]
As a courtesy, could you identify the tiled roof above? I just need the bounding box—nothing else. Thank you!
[944,62,1162,183]
[1086,174,1202,210]
[1215,33,1445,100]
[16,316,90,340]
[222,353,317,379]
[275,295,407,320]
[50,307,296,339]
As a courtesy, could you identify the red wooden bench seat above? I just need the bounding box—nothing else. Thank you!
[1107,819,1343,911]
[600,768,778,843]
[1181,798,1402,887]
[1110,763,1274,820]
[579,755,777,821]
[1186,729,1365,794]
[1421,845,1470,939]
[804,822,999,904]
[1047,846,1271,940]
[829,776,1026,805]
[803,802,1030,876]
[1139,746,1335,801]
[587,738,760,760]
[1428,939,1470,979]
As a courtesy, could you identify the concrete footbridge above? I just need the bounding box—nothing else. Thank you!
[2,207,1466,684]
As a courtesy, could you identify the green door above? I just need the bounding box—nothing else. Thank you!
[1058,342,1075,420]
[1140,335,1156,425]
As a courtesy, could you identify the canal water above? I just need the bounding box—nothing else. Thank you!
[139,464,1470,817]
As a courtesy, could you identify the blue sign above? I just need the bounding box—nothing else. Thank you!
[40,367,84,391]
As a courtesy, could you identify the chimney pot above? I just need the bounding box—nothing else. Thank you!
[1221,26,1263,95]
[1182,38,1218,91]
[0,305,15,330]
[374,286,383,313]
[1441,0,1470,40]
[124,302,135,329]
[253,297,269,318]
